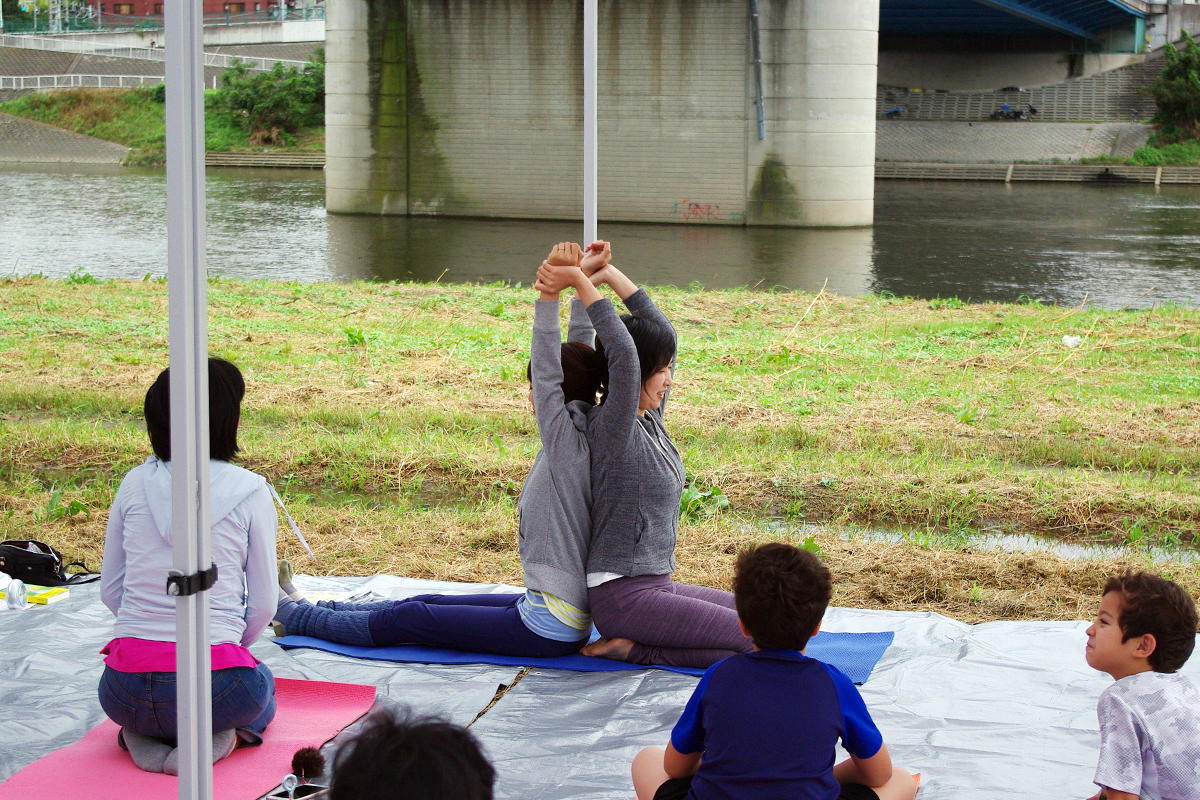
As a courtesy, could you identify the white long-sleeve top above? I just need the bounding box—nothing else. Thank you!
[101,457,278,648]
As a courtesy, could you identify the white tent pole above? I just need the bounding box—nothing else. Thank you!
[165,0,213,798]
[583,0,598,247]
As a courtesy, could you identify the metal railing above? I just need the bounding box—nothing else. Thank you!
[0,18,110,34]
[0,34,309,72]
[0,73,163,91]
[0,6,324,33]
[0,7,324,34]
[199,7,325,26]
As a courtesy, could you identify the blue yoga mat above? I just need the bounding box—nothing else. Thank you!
[275,630,894,684]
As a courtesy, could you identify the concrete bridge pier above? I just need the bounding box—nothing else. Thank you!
[750,0,879,226]
[325,0,880,227]
[324,0,387,215]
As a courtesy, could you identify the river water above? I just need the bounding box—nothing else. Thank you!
[3,164,1200,308]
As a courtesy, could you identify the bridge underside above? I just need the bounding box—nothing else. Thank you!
[882,0,1146,52]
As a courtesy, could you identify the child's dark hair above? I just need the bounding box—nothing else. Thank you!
[526,342,606,406]
[144,358,245,463]
[329,710,495,800]
[733,542,832,651]
[595,316,675,404]
[1103,570,1198,673]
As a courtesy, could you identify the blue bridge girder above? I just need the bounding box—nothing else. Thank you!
[881,0,1145,41]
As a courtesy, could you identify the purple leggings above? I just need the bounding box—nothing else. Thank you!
[589,574,754,669]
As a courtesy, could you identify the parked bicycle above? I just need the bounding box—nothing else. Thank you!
[989,104,1038,121]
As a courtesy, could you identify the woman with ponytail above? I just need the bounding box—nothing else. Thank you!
[536,256,754,671]
[273,243,610,658]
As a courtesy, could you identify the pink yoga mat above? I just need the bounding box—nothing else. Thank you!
[0,678,376,800]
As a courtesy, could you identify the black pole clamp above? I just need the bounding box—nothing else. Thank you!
[166,564,219,597]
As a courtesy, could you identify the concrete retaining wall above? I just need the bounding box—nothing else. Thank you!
[1147,5,1200,52]
[876,121,1151,163]
[326,0,879,227]
[878,52,1142,93]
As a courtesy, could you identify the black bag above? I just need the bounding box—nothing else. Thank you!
[0,540,100,587]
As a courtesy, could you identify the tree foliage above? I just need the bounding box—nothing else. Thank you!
[1149,32,1200,141]
[218,48,324,145]
[2,0,31,20]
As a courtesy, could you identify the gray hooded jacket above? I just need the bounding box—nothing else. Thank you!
[101,457,278,647]
[517,298,598,613]
[583,289,683,577]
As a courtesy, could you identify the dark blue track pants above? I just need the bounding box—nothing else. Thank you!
[283,592,586,659]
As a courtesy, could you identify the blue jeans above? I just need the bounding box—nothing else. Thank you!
[98,662,277,743]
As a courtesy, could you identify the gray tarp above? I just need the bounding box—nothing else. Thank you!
[3,577,1199,800]
[472,605,1200,800]
[473,669,698,799]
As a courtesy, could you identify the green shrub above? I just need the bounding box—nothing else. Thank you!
[1148,32,1200,140]
[0,52,325,164]
[218,49,324,145]
[1129,138,1200,165]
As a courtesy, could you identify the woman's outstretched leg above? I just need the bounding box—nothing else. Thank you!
[364,594,583,657]
[587,575,753,669]
[275,597,374,647]
[276,593,584,658]
[322,592,521,613]
[671,581,737,610]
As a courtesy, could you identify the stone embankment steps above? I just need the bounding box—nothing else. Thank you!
[205,152,323,168]
[875,163,1200,184]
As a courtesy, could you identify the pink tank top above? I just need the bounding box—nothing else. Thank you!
[102,638,259,673]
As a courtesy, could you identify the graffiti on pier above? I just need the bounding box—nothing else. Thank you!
[669,199,743,223]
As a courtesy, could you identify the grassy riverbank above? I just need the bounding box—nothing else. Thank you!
[0,87,324,165]
[1082,130,1200,167]
[1,276,1197,622]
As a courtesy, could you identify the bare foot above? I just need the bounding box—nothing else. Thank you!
[547,241,582,268]
[581,637,636,661]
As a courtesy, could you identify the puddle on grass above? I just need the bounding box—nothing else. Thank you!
[758,520,1200,565]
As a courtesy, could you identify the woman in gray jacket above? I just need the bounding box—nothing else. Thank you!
[537,259,754,670]
[273,244,610,657]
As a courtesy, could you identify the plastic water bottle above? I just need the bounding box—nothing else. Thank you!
[5,579,28,610]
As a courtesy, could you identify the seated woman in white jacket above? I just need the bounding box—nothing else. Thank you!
[98,358,278,774]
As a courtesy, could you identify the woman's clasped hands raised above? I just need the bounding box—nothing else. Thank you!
[535,241,613,298]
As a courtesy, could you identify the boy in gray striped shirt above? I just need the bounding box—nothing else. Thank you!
[1085,570,1200,800]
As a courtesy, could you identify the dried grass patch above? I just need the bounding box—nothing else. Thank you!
[671,522,1200,623]
[7,480,1199,624]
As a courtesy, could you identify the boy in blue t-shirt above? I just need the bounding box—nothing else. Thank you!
[631,543,916,800]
